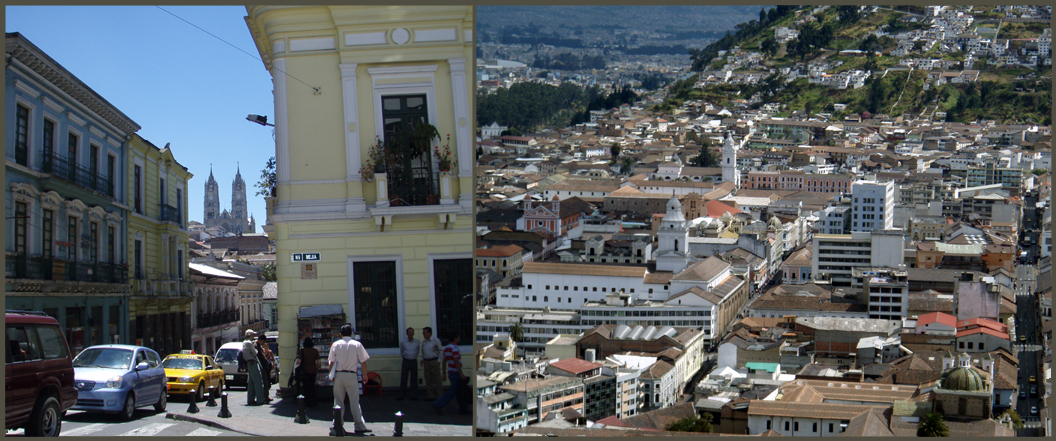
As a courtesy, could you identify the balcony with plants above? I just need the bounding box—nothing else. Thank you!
[361,123,457,208]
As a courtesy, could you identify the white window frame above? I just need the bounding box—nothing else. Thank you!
[10,183,39,255]
[368,65,439,173]
[12,96,37,169]
[64,199,86,261]
[134,233,145,280]
[107,152,119,198]
[346,254,405,355]
[133,157,146,215]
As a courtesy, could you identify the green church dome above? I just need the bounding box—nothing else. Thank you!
[942,366,987,392]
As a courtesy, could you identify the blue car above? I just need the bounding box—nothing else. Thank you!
[70,345,167,420]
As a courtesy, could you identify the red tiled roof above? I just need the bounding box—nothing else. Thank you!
[476,244,524,257]
[917,312,957,328]
[956,317,1007,333]
[549,357,602,375]
[955,327,1009,340]
[705,200,743,218]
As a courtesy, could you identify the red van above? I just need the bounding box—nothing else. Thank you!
[5,310,78,436]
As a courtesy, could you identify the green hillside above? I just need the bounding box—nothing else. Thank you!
[674,5,1052,125]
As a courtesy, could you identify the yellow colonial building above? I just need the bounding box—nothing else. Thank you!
[125,134,194,357]
[245,6,475,388]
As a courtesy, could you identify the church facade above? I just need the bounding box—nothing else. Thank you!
[203,167,256,235]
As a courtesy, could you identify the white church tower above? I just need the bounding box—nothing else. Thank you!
[656,194,692,273]
[721,131,739,187]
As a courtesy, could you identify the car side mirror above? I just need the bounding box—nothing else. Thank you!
[136,362,150,371]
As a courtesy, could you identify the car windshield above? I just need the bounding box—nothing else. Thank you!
[163,357,204,370]
[73,348,134,369]
[215,349,240,363]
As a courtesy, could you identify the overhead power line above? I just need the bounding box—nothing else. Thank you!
[154,6,319,94]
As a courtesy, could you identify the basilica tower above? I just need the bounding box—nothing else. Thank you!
[231,165,248,233]
[204,167,219,222]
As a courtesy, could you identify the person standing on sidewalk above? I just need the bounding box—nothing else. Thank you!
[242,330,267,406]
[397,327,420,400]
[328,325,371,434]
[297,337,321,406]
[431,332,469,415]
[420,327,442,400]
[257,334,276,401]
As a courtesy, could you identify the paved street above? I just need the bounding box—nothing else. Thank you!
[7,383,471,437]
[164,383,472,437]
[1013,196,1045,437]
[5,409,246,437]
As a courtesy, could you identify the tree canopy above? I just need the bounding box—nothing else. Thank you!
[917,412,949,437]
[666,414,713,433]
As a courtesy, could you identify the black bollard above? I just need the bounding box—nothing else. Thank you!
[330,405,346,437]
[206,386,218,407]
[393,411,404,437]
[295,395,310,424]
[187,390,200,413]
[218,393,232,418]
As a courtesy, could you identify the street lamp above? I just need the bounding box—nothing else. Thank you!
[246,114,274,127]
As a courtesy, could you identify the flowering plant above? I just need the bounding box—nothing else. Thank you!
[359,136,387,182]
[435,134,456,173]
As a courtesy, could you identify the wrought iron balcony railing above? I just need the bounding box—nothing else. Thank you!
[41,153,113,196]
[7,254,127,284]
[159,204,182,226]
[196,310,242,328]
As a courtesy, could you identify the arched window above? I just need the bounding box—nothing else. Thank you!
[544,296,548,302]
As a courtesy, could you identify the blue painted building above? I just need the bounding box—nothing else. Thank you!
[5,32,140,352]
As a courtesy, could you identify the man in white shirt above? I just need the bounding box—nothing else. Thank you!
[328,324,370,434]
[398,327,420,400]
[420,326,443,400]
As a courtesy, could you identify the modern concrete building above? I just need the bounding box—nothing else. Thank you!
[850,179,895,232]
[852,267,910,321]
[246,6,475,388]
[811,230,905,286]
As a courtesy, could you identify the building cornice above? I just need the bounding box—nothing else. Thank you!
[6,33,140,135]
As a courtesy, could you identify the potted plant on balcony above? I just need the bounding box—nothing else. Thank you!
[360,137,387,183]
[435,134,456,175]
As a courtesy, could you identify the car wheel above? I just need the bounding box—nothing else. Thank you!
[26,395,62,437]
[119,393,136,421]
[154,387,167,412]
[218,380,225,394]
[197,382,206,402]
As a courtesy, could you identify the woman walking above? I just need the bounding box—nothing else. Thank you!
[297,337,321,406]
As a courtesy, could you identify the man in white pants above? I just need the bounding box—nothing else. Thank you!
[328,324,371,434]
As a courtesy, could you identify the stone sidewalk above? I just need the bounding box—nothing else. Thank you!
[165,384,471,437]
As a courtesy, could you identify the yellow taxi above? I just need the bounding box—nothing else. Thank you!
[162,352,225,402]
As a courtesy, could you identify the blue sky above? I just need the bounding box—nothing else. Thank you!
[7,6,275,229]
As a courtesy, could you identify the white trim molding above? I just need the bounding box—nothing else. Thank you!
[67,112,86,127]
[289,37,335,52]
[345,32,387,47]
[368,65,439,174]
[340,62,368,217]
[415,28,457,43]
[14,79,41,98]
[273,58,291,184]
[42,96,63,113]
[447,58,472,177]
